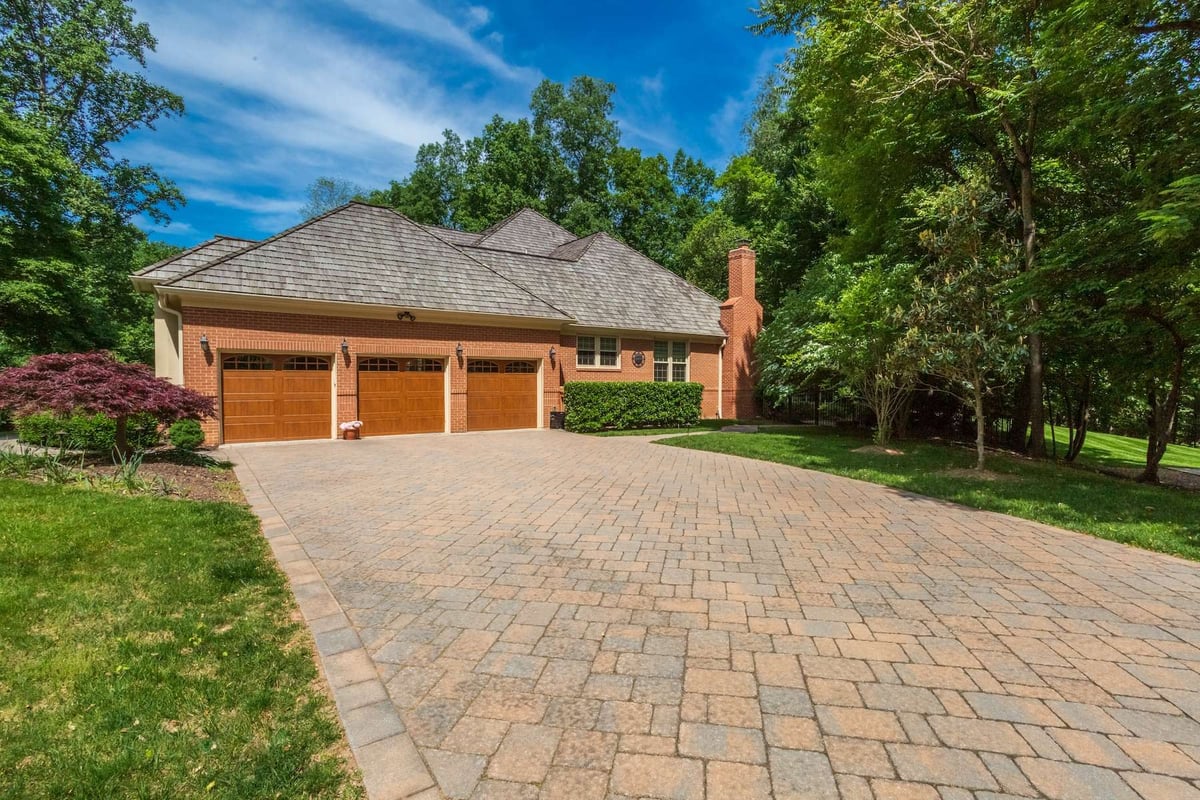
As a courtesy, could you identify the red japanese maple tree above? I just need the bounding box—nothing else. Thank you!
[0,352,214,454]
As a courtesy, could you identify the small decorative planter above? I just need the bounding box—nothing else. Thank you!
[343,428,359,440]
[339,420,363,440]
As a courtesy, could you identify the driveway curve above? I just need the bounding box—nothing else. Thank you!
[235,430,1200,800]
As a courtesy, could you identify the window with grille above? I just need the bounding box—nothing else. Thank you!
[467,360,499,373]
[406,359,444,372]
[576,334,619,368]
[653,341,689,382]
[359,358,401,372]
[283,356,330,371]
[223,354,272,370]
[505,361,536,374]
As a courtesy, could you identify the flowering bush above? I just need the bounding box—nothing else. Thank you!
[338,420,363,431]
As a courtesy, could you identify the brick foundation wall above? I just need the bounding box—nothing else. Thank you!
[181,306,724,442]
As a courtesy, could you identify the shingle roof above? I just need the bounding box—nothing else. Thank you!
[159,203,570,321]
[473,208,576,255]
[422,225,480,247]
[134,235,257,283]
[147,203,725,337]
[463,233,725,337]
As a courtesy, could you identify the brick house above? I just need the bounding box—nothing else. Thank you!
[131,203,762,444]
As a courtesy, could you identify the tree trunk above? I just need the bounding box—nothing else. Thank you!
[1064,375,1091,463]
[1008,365,1032,452]
[1138,323,1186,483]
[114,416,129,459]
[895,388,915,439]
[974,385,987,471]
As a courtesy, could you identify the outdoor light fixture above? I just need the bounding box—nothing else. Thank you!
[455,342,464,358]
[549,346,557,361]
[340,339,349,356]
[396,310,416,322]
[199,334,210,354]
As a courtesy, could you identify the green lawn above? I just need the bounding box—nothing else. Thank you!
[590,418,732,437]
[660,428,1200,561]
[1046,426,1200,469]
[0,479,362,800]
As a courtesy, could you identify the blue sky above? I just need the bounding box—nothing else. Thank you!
[118,1,790,245]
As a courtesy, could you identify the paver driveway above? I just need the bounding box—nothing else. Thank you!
[234,430,1200,800]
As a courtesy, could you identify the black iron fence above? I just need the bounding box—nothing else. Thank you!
[763,388,872,427]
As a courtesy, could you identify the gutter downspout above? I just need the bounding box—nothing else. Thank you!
[156,290,184,384]
[717,339,725,419]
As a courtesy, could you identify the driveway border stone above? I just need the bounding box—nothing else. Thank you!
[233,456,442,800]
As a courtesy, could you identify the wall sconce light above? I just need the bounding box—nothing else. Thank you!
[549,346,557,362]
[396,311,416,322]
[199,334,210,354]
[455,342,464,358]
[340,339,349,356]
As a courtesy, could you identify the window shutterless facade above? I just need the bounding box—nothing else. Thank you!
[576,335,620,368]
[653,340,689,382]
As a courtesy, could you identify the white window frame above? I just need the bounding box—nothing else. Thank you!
[653,340,690,383]
[576,334,621,369]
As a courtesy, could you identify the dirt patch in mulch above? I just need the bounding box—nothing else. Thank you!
[943,467,1018,482]
[852,445,905,456]
[83,449,244,503]
[1101,466,1200,492]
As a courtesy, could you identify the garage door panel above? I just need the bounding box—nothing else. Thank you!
[466,362,537,431]
[221,355,331,444]
[357,360,445,435]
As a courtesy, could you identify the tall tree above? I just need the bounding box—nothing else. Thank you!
[300,177,363,219]
[1,0,183,362]
[756,0,1075,455]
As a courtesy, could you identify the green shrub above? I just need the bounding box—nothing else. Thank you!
[564,381,703,432]
[168,419,205,450]
[15,412,162,451]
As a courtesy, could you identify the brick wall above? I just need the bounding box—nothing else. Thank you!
[182,306,723,442]
[720,244,764,420]
[554,335,720,418]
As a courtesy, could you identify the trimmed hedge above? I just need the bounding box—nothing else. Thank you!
[15,412,162,452]
[564,381,703,433]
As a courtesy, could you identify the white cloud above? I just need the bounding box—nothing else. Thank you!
[135,214,194,235]
[339,0,539,85]
[707,46,790,155]
[640,71,665,100]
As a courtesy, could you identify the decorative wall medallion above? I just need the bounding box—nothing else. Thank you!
[632,351,646,368]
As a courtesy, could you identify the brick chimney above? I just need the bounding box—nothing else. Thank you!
[720,241,763,420]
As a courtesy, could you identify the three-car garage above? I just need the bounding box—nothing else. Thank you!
[218,353,539,443]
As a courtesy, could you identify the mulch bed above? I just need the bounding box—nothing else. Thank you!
[1101,466,1200,492]
[80,449,244,503]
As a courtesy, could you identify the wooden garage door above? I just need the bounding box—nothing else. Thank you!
[357,358,445,436]
[221,354,331,443]
[466,359,538,431]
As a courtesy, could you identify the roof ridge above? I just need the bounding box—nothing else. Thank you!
[587,232,725,305]
[474,207,578,250]
[386,208,577,321]
[160,202,359,288]
[549,231,602,262]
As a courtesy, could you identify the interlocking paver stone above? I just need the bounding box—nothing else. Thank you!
[233,431,1200,800]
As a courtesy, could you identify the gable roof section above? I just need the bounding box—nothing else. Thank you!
[160,203,570,321]
[473,207,577,255]
[464,232,725,337]
[134,235,257,283]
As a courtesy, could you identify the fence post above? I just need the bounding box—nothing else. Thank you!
[815,388,821,427]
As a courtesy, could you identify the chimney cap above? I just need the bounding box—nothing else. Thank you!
[735,238,752,248]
